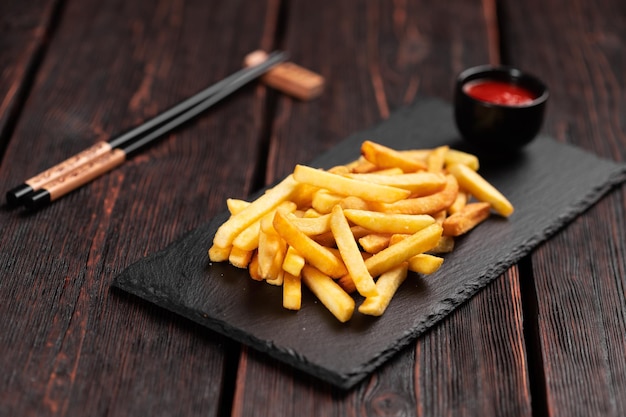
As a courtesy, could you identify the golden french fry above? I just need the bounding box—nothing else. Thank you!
[343,209,435,234]
[359,233,391,254]
[208,244,231,262]
[427,145,449,173]
[428,235,455,254]
[361,140,427,172]
[286,212,331,235]
[339,195,370,210]
[283,272,301,310]
[330,205,377,297]
[228,246,253,268]
[365,223,442,278]
[370,175,459,215]
[448,190,468,214]
[344,171,446,195]
[273,210,347,278]
[248,252,262,281]
[358,263,408,316]
[442,202,492,236]
[232,201,297,251]
[282,246,306,276]
[448,163,513,217]
[445,149,480,171]
[408,253,444,274]
[266,269,285,286]
[311,189,343,214]
[301,265,355,322]
[294,164,411,203]
[213,175,298,248]
[227,198,250,214]
[257,228,284,280]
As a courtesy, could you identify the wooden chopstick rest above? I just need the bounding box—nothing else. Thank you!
[244,50,324,101]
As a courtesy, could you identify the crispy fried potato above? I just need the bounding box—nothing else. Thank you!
[294,164,411,203]
[301,265,355,322]
[442,202,492,236]
[408,254,444,274]
[343,172,446,195]
[358,263,408,316]
[365,223,442,278]
[282,246,306,276]
[448,163,513,217]
[283,272,301,310]
[370,175,459,215]
[343,209,435,234]
[361,140,427,172]
[427,145,449,173]
[213,175,298,248]
[330,206,377,297]
[273,210,347,278]
[359,233,391,254]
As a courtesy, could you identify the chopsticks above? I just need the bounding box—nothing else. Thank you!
[7,50,288,210]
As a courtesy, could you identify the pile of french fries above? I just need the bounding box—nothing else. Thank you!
[208,141,513,322]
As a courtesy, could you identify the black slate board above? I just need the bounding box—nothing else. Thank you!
[112,98,626,389]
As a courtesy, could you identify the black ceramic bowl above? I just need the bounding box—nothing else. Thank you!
[454,65,549,153]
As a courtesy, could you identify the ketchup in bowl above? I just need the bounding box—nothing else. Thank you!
[463,80,536,106]
[454,65,549,153]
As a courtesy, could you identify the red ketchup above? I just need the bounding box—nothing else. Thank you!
[464,79,536,106]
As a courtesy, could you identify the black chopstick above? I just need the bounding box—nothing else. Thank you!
[7,50,288,209]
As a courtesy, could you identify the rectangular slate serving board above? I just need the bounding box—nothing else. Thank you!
[113,98,626,389]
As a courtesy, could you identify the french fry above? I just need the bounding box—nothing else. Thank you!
[359,233,391,254]
[370,175,459,215]
[428,235,455,254]
[445,149,480,171]
[301,265,355,322]
[448,190,468,214]
[294,164,411,203]
[273,210,347,278]
[358,263,409,316]
[343,209,435,234]
[330,205,377,297]
[448,163,514,217]
[228,246,253,268]
[365,223,442,278]
[213,175,299,248]
[248,252,262,281]
[286,212,331,236]
[282,246,306,276]
[361,140,427,172]
[233,201,297,251]
[283,272,301,310]
[208,244,231,262]
[227,198,250,214]
[343,172,446,195]
[408,253,444,274]
[442,202,492,236]
[427,145,449,173]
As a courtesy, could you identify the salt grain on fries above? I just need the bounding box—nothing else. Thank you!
[208,141,513,322]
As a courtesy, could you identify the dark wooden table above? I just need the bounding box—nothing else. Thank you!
[1,0,624,416]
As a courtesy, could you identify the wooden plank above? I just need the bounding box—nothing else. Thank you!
[500,0,626,415]
[0,0,280,415]
[231,0,532,414]
[0,0,60,155]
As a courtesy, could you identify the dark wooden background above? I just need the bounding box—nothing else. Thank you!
[1,0,624,416]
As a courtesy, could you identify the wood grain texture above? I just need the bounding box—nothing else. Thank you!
[0,0,279,415]
[232,0,533,414]
[0,0,60,156]
[501,0,626,415]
